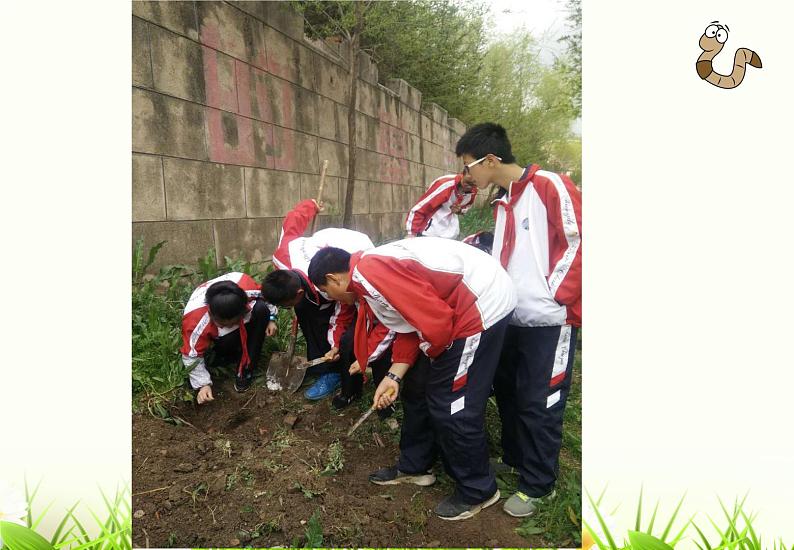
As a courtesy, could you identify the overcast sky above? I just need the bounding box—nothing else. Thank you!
[486,0,571,64]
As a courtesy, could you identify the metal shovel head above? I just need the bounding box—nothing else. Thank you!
[265,352,309,393]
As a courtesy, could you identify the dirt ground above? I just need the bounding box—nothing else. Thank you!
[132,376,542,548]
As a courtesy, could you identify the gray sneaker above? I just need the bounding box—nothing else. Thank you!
[435,489,500,521]
[503,490,556,517]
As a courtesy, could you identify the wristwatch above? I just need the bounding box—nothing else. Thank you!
[386,372,402,384]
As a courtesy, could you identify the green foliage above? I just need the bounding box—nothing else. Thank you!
[458,205,495,240]
[584,490,792,550]
[361,0,487,120]
[320,440,344,475]
[303,510,323,548]
[558,0,582,116]
[298,0,487,121]
[466,31,579,174]
[9,480,132,550]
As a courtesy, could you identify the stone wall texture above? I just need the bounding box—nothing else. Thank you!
[132,1,465,270]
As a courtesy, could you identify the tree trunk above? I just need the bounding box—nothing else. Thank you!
[341,2,363,229]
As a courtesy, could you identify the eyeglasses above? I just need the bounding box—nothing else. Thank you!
[463,155,502,175]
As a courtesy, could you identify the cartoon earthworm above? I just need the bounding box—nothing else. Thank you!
[696,22,762,89]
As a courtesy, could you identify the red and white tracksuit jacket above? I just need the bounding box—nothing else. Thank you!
[272,199,374,348]
[347,237,517,369]
[405,174,477,239]
[492,164,582,328]
[180,272,277,389]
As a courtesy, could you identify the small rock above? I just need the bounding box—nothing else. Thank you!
[163,501,173,510]
[159,449,168,456]
[174,462,195,473]
[133,509,145,519]
[427,540,441,547]
[301,404,314,411]
[258,426,269,436]
[229,538,240,547]
[283,413,299,429]
[237,530,252,544]
[299,519,307,525]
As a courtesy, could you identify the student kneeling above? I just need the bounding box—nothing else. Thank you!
[180,273,277,404]
[308,238,516,521]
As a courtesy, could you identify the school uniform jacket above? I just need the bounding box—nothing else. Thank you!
[272,199,374,348]
[405,174,477,238]
[491,164,582,328]
[347,237,517,368]
[180,272,277,389]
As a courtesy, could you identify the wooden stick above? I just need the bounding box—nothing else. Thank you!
[310,159,329,235]
[171,415,202,432]
[132,486,170,497]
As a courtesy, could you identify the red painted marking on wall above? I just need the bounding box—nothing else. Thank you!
[235,60,251,117]
[279,80,295,128]
[272,126,296,171]
[199,18,222,51]
[251,68,274,123]
[206,109,255,165]
[202,46,237,111]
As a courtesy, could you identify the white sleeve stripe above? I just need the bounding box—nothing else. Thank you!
[406,179,457,232]
[187,312,211,358]
[272,256,289,270]
[352,269,396,313]
[327,302,341,347]
[368,330,396,364]
[541,171,581,296]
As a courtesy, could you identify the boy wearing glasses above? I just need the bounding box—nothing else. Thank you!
[404,172,478,239]
[455,123,582,518]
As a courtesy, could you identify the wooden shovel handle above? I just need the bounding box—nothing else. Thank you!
[310,160,329,235]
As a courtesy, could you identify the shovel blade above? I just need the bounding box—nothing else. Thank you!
[265,353,309,393]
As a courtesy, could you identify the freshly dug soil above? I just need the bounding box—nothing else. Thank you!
[132,378,538,548]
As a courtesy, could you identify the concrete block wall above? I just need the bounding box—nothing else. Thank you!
[132,1,465,270]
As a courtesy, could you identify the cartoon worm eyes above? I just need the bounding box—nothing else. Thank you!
[696,21,762,89]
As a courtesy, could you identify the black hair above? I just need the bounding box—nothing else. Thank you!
[308,247,351,288]
[205,280,248,321]
[465,231,494,255]
[261,270,302,305]
[477,231,494,254]
[455,122,516,164]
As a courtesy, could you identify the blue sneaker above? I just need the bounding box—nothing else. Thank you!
[303,373,341,400]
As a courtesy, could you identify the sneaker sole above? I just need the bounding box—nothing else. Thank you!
[370,473,436,487]
[437,489,501,521]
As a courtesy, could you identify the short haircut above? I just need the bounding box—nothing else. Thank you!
[455,122,516,164]
[261,269,302,305]
[205,280,248,320]
[308,247,351,288]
